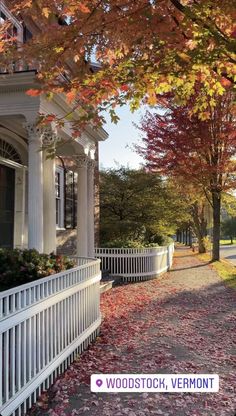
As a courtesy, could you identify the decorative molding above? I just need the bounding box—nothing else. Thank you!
[0,72,38,93]
[87,158,96,170]
[24,122,42,140]
[42,126,58,147]
[0,138,22,163]
[74,155,89,169]
[0,156,27,170]
[24,123,59,147]
[74,154,96,170]
[16,174,23,185]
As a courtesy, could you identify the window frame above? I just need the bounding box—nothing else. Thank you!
[0,1,23,43]
[64,169,77,229]
[55,166,65,230]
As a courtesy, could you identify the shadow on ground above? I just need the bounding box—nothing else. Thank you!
[28,247,236,416]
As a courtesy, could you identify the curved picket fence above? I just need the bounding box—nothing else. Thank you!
[0,258,101,416]
[95,243,174,282]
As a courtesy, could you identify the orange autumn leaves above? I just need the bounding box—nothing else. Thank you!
[0,0,235,127]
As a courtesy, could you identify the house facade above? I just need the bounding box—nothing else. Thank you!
[0,2,108,257]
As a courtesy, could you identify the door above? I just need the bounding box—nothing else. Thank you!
[0,164,15,249]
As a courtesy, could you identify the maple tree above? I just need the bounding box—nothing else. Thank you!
[0,0,235,127]
[138,91,236,261]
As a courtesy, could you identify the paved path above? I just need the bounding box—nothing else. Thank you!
[30,247,236,416]
[220,244,236,265]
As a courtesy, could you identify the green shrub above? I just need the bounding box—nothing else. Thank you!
[148,235,174,246]
[101,235,175,248]
[101,238,172,248]
[101,239,143,248]
[0,249,75,291]
[143,242,161,248]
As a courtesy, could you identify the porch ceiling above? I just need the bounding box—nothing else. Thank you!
[55,136,85,158]
[0,115,27,140]
[0,115,90,161]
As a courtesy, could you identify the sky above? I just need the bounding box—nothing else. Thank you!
[99,105,147,170]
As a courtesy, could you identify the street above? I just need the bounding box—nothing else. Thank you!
[220,244,236,265]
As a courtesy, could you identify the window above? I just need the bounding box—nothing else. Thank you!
[65,170,77,229]
[0,139,21,163]
[0,2,24,72]
[55,167,64,228]
[0,11,17,41]
[55,165,77,229]
[0,3,23,43]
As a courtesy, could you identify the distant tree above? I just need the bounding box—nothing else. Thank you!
[189,201,208,253]
[222,193,236,217]
[138,92,236,261]
[171,181,209,253]
[99,167,190,246]
[221,218,236,245]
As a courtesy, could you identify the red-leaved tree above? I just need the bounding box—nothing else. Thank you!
[138,92,236,261]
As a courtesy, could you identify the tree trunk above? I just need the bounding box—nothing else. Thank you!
[212,192,221,261]
[198,239,206,254]
[190,201,207,254]
[230,236,233,245]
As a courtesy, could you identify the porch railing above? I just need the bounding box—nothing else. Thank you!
[0,258,101,416]
[95,243,175,282]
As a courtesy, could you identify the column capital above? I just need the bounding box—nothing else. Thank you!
[24,122,42,140]
[74,155,96,170]
[41,126,58,148]
[75,154,89,169]
[24,122,58,147]
[87,158,96,170]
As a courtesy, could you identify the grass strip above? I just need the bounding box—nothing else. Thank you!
[198,253,236,289]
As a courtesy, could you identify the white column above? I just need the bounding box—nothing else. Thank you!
[87,159,95,257]
[76,155,88,257]
[42,128,57,254]
[26,123,44,252]
[43,153,56,254]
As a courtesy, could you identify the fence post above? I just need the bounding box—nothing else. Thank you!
[167,245,170,270]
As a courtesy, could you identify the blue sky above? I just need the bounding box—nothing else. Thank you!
[99,105,146,170]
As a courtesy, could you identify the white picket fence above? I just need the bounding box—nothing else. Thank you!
[0,258,101,416]
[95,243,175,282]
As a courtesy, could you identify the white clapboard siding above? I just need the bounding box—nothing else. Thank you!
[95,243,175,282]
[0,258,101,416]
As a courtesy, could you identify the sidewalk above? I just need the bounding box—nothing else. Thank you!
[30,247,236,416]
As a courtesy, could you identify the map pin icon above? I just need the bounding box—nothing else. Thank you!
[96,379,103,388]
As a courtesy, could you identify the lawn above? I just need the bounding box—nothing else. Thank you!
[220,239,236,245]
[199,253,236,289]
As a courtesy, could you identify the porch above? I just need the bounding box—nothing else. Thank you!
[0,71,107,257]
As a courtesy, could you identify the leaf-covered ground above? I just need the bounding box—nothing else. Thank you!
[29,247,236,416]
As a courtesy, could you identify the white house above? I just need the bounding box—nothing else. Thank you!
[0,2,108,257]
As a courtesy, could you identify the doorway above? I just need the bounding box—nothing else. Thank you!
[0,164,15,248]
